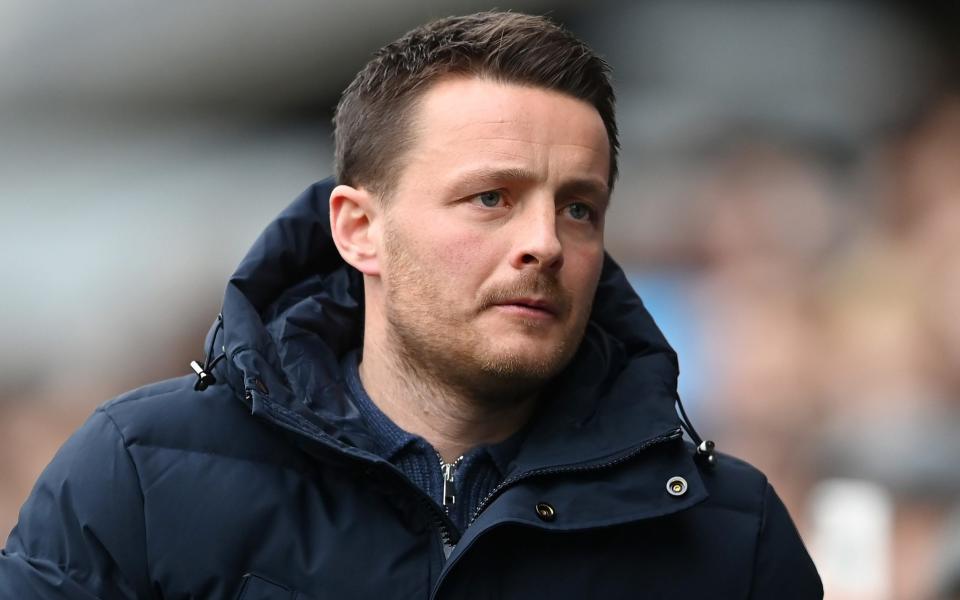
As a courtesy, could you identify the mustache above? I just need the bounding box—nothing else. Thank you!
[479,273,572,317]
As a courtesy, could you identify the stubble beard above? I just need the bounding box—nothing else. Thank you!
[381,225,592,406]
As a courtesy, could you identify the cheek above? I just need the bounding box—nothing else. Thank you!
[403,221,490,290]
[436,237,475,268]
[566,245,605,295]
[434,235,491,294]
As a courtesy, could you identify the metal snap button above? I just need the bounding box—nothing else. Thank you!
[535,502,556,522]
[666,476,688,497]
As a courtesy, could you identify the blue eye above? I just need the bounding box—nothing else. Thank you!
[566,202,593,221]
[476,191,502,207]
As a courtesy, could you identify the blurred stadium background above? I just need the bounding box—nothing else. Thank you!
[2,1,959,598]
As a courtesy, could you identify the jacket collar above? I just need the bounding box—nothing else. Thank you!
[214,178,688,473]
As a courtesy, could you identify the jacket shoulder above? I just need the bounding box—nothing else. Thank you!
[99,375,304,470]
[686,443,823,598]
[693,445,770,516]
[101,372,223,420]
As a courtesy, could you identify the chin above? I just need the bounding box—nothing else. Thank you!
[474,341,573,384]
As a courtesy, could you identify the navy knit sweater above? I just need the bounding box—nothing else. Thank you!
[340,350,522,534]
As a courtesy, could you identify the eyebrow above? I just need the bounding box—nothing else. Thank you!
[450,167,611,203]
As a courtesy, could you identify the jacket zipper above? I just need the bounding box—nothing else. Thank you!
[436,453,464,558]
[467,427,683,526]
[438,453,464,512]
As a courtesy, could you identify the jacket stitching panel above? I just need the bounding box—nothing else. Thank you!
[98,407,159,600]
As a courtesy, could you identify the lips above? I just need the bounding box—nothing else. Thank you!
[482,277,571,320]
[494,297,559,316]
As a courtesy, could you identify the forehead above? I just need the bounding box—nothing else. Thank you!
[396,76,610,193]
[415,76,607,141]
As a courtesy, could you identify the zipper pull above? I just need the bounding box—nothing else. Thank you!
[439,455,463,510]
[442,463,456,507]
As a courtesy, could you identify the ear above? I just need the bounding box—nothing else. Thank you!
[329,184,382,276]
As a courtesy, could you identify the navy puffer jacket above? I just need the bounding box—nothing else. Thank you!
[1,179,822,599]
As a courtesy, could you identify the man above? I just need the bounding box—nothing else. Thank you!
[1,11,822,599]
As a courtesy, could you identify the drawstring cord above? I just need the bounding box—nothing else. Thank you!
[190,314,224,391]
[676,395,717,468]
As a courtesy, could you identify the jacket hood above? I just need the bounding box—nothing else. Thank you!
[212,178,686,471]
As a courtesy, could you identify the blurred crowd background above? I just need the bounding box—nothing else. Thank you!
[2,1,959,598]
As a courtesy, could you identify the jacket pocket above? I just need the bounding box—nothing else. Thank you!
[236,573,318,600]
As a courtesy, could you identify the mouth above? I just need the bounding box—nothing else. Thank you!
[492,297,559,318]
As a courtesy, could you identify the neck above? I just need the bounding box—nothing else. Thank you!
[358,334,538,463]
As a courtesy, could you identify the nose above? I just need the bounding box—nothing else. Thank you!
[510,202,564,272]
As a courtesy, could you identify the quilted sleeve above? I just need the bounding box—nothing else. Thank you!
[0,408,152,600]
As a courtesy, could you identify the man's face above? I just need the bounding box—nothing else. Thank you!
[378,76,610,398]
